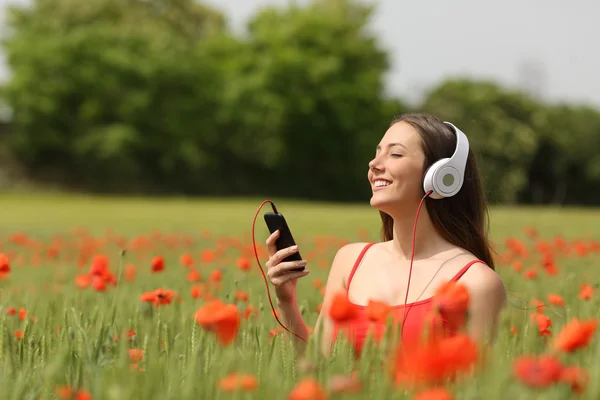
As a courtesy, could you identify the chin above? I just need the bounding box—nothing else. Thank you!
[369,194,397,215]
[371,187,414,215]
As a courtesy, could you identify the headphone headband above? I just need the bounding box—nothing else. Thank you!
[444,121,470,176]
[422,121,470,199]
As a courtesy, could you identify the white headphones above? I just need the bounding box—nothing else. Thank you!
[422,121,470,199]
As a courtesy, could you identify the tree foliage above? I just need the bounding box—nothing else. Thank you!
[1,0,229,192]
[0,0,599,204]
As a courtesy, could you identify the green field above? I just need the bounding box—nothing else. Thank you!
[0,193,599,399]
[2,193,600,237]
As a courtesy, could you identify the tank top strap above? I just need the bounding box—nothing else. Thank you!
[450,259,487,282]
[347,242,377,290]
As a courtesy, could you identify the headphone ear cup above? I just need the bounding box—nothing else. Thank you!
[423,159,448,199]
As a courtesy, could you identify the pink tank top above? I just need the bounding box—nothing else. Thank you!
[331,242,485,358]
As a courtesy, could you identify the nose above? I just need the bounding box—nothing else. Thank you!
[369,155,383,172]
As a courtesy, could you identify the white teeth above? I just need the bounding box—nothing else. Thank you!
[374,180,391,187]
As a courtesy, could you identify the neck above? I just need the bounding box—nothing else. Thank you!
[390,205,447,260]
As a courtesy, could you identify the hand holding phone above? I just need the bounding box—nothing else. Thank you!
[264,211,303,265]
[264,211,310,302]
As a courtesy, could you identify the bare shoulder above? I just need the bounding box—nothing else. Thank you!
[335,241,373,258]
[461,260,507,306]
[437,248,506,305]
[329,242,374,279]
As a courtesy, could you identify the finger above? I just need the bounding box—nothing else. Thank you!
[266,230,280,256]
[272,270,310,286]
[270,245,299,267]
[268,260,308,278]
[267,260,306,279]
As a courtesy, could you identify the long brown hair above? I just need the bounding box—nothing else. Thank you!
[379,113,496,270]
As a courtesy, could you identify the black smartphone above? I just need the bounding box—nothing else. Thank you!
[264,211,305,271]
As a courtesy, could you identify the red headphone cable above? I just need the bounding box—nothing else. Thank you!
[401,190,433,336]
[251,200,308,344]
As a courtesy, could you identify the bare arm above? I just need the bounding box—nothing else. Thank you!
[276,293,311,355]
[462,265,507,344]
[311,243,366,357]
[264,231,311,356]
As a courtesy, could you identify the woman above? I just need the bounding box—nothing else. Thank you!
[265,113,507,358]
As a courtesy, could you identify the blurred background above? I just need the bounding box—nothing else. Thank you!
[0,0,598,206]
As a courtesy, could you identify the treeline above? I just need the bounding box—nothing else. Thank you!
[0,0,599,205]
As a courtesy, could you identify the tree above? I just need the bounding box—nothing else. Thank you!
[218,0,405,200]
[522,104,600,204]
[0,0,229,192]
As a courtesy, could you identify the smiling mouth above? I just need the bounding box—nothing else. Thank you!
[373,179,392,189]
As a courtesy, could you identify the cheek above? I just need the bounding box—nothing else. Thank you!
[393,163,423,183]
[393,165,424,193]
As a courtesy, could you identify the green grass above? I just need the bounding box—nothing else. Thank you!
[0,193,599,399]
[1,192,599,238]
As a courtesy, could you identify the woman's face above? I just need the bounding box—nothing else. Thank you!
[367,121,426,215]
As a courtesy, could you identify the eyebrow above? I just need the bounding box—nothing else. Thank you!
[375,143,407,151]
